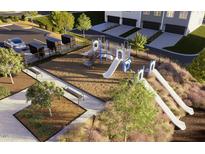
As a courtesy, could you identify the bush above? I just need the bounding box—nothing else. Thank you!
[0,86,10,99]
[158,61,205,109]
[33,16,53,31]
[4,18,12,23]
[130,32,147,52]
[188,48,205,83]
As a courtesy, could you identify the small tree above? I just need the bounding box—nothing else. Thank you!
[26,81,64,117]
[0,48,24,84]
[76,13,92,37]
[100,75,158,141]
[50,11,75,33]
[131,32,147,52]
[188,48,205,83]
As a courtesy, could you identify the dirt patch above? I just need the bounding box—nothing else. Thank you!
[0,72,36,97]
[172,108,205,141]
[39,47,148,101]
[15,96,86,142]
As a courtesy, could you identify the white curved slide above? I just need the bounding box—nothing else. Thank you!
[103,58,122,78]
[153,69,194,115]
[143,79,186,130]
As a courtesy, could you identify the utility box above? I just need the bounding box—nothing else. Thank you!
[61,34,75,47]
[28,41,45,57]
[46,37,62,52]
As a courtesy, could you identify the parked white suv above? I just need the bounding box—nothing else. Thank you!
[4,37,27,52]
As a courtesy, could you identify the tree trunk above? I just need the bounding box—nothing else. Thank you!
[48,108,53,117]
[83,30,85,38]
[124,131,127,142]
[9,73,14,84]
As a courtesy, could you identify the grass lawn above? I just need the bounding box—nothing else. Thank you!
[15,96,86,142]
[164,25,205,54]
[0,72,36,99]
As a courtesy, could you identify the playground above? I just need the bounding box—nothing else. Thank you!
[39,44,148,101]
[38,38,196,132]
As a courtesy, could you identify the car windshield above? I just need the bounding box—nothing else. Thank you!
[12,39,22,44]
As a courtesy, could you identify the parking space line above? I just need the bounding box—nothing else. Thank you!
[33,39,46,44]
[1,26,12,31]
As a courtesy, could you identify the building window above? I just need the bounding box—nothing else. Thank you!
[143,11,150,15]
[166,11,175,18]
[154,11,161,16]
[179,11,188,19]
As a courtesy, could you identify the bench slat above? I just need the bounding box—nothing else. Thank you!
[64,88,83,99]
[28,68,41,75]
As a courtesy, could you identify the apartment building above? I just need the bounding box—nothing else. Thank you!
[105,11,205,35]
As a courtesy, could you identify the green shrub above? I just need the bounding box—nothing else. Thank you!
[131,32,147,52]
[34,16,53,31]
[0,86,10,99]
[188,48,205,83]
[100,75,158,141]
[5,18,12,23]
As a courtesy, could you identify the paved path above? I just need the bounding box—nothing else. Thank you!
[104,25,134,37]
[0,89,37,142]
[149,32,183,49]
[0,66,105,142]
[92,22,118,32]
[24,67,105,141]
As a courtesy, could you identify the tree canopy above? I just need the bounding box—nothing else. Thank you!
[26,81,64,117]
[76,13,92,37]
[50,11,75,33]
[100,75,158,141]
[188,48,205,83]
[0,48,24,84]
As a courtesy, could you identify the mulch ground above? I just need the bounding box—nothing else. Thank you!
[0,72,36,97]
[15,96,86,142]
[39,47,148,101]
[172,108,205,142]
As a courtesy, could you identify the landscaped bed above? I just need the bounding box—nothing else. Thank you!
[14,96,86,142]
[39,46,148,101]
[0,72,36,99]
[164,25,205,54]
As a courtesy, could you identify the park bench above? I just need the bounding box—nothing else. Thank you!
[64,87,84,104]
[27,67,42,79]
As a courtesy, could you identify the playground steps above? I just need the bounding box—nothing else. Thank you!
[143,79,186,130]
[153,69,194,115]
[147,75,185,119]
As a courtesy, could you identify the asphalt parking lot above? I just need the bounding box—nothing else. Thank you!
[0,24,48,47]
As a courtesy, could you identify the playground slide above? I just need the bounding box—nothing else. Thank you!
[143,79,186,130]
[103,58,122,78]
[153,69,194,115]
[82,49,93,56]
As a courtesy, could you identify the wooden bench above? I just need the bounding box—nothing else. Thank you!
[27,67,42,79]
[64,87,84,104]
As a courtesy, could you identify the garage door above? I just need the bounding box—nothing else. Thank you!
[143,21,160,30]
[107,16,120,24]
[122,18,137,26]
[165,24,186,35]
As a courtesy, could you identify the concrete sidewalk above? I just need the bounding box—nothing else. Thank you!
[24,67,105,141]
[0,89,37,142]
[0,66,105,142]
